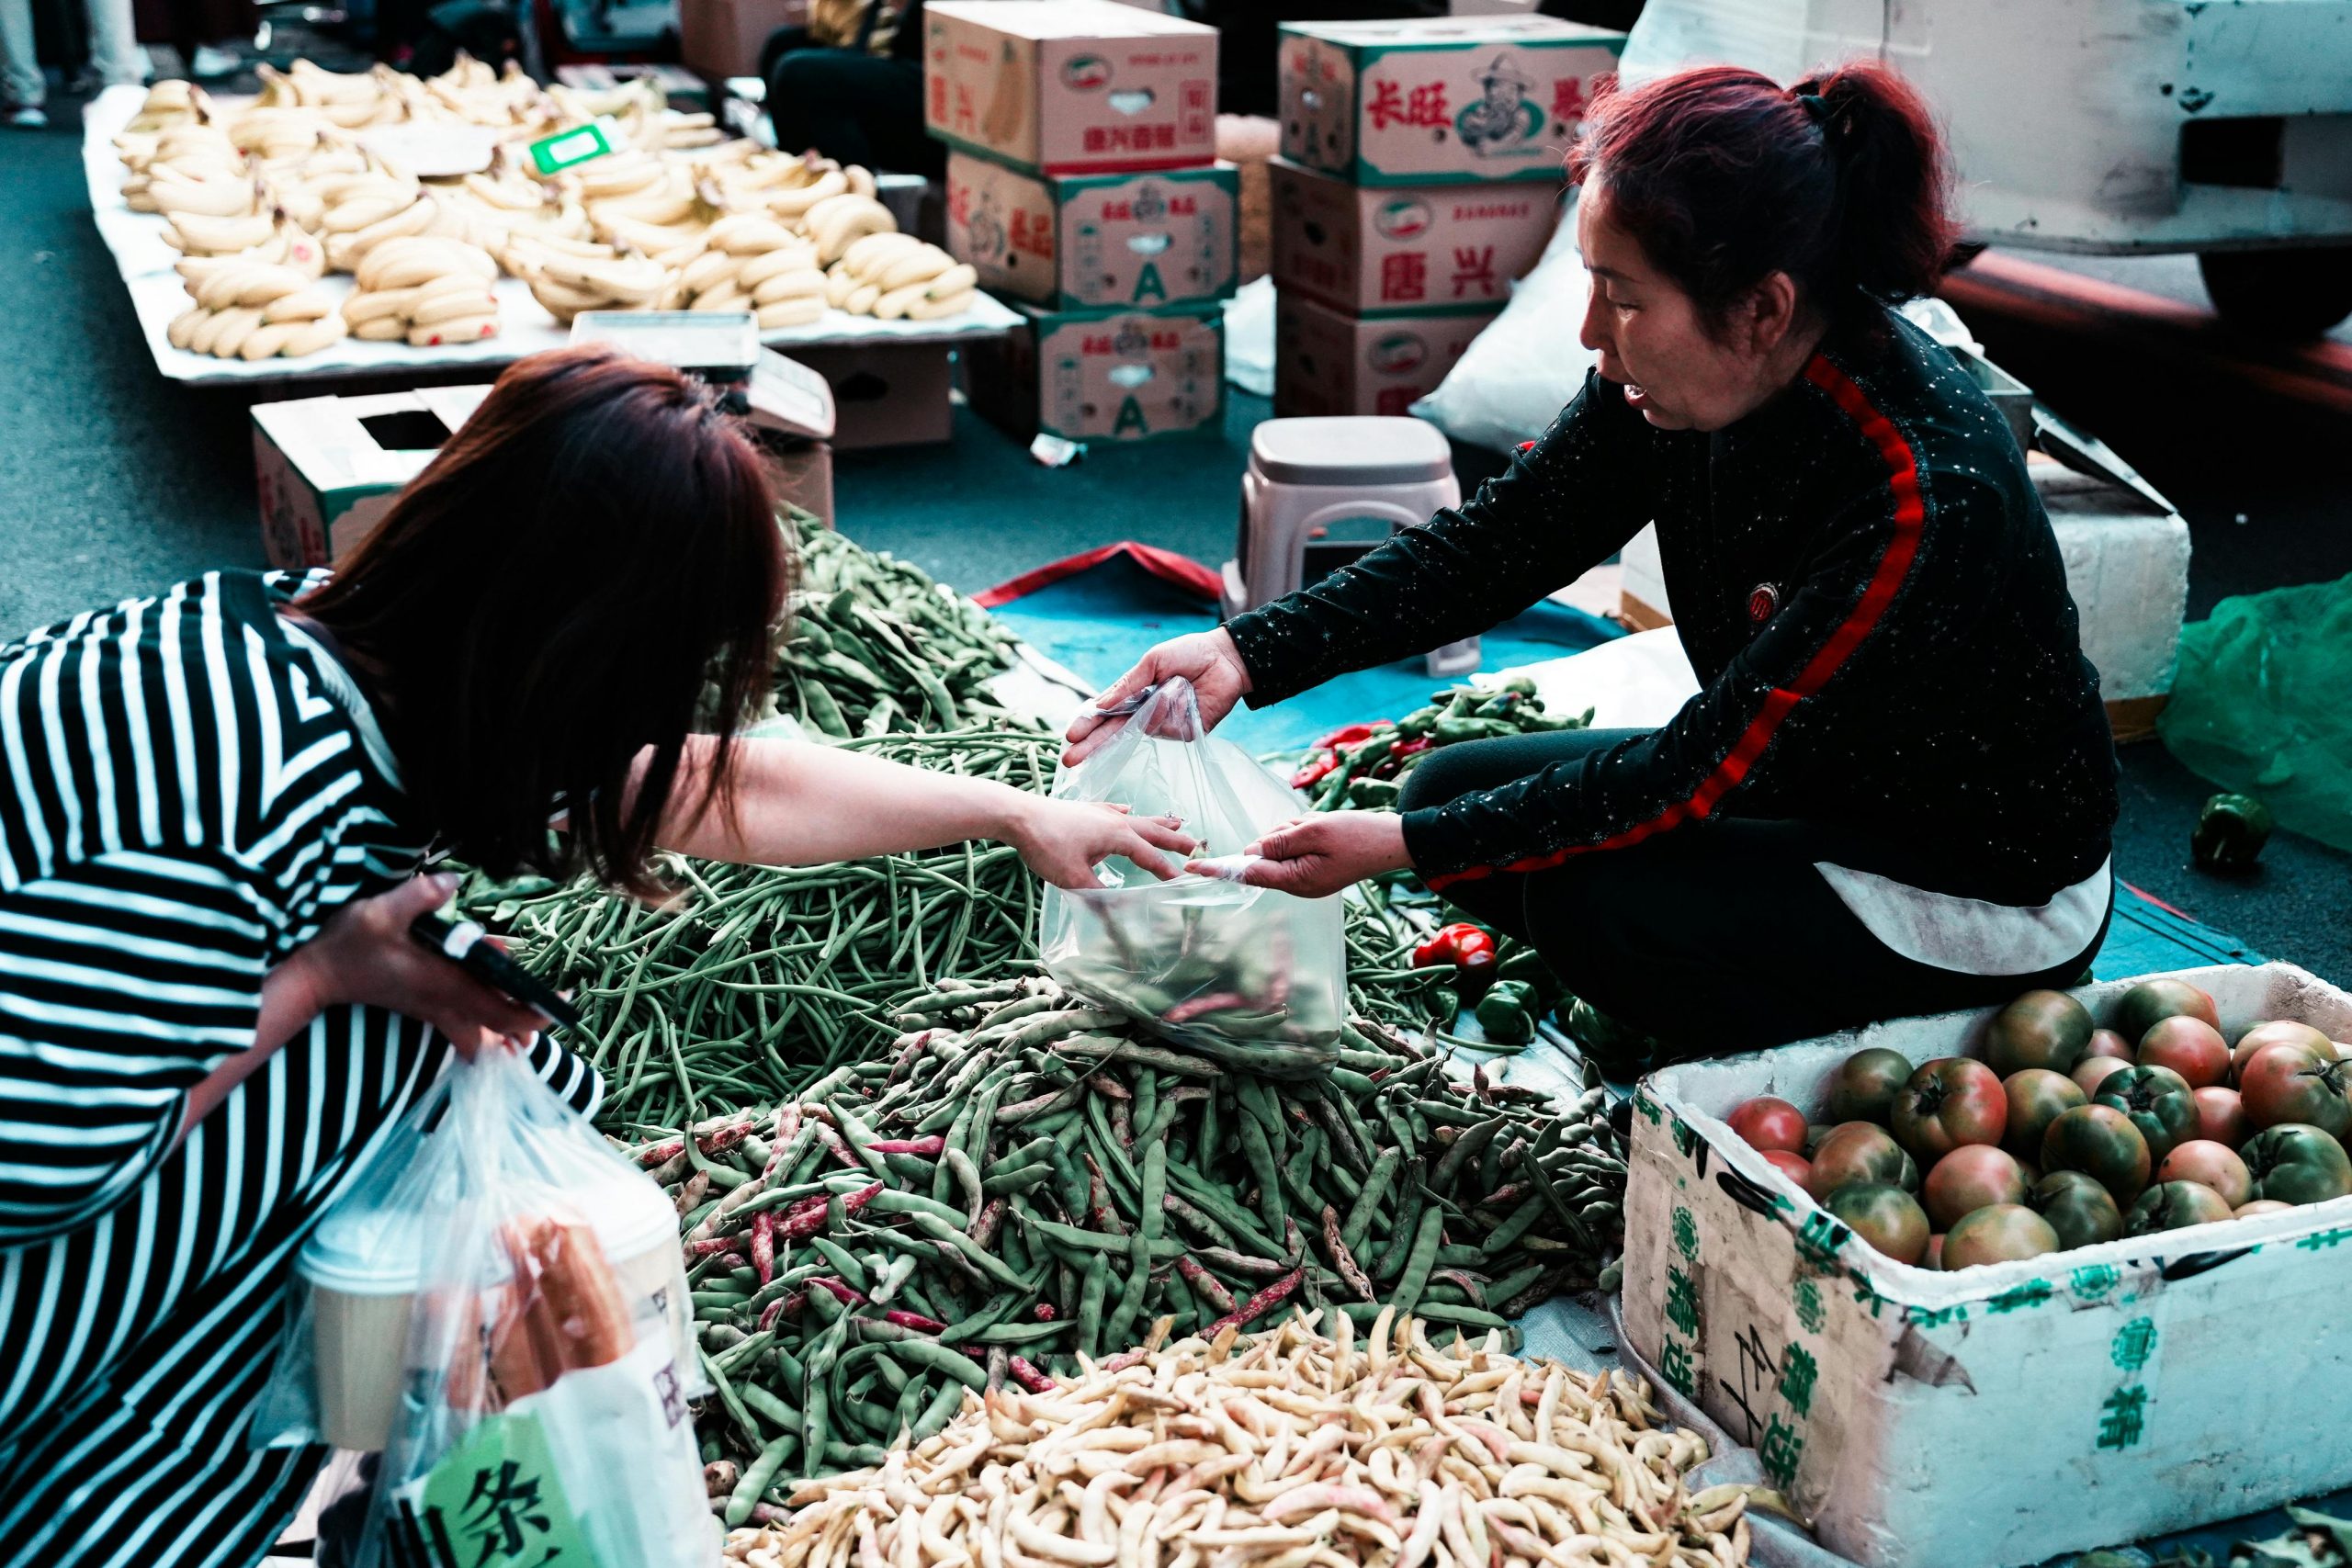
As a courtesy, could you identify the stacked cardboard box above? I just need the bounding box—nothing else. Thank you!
[926,0,1230,443]
[1271,16,1621,418]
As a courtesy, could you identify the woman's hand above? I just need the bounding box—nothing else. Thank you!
[1061,629,1253,767]
[1003,796,1199,891]
[1203,813,1412,899]
[284,873,554,1056]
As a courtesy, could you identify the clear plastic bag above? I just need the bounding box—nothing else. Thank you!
[259,1046,715,1568]
[1041,679,1345,1077]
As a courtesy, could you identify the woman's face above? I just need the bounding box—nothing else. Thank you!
[1577,181,1784,433]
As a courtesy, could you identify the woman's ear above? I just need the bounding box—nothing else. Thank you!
[1742,270,1804,356]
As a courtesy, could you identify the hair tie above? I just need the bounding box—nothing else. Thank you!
[1794,91,1830,126]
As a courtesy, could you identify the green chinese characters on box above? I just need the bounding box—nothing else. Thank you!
[1277,16,1624,186]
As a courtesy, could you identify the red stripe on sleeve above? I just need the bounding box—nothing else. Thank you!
[1425,357,1926,891]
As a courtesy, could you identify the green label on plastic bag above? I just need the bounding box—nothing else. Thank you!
[406,1411,603,1568]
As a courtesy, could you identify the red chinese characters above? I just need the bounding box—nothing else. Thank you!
[1379,252,1429,303]
[1367,79,1451,132]
[1450,245,1499,299]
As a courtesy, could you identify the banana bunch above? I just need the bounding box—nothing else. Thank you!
[668,215,826,327]
[584,174,726,267]
[427,170,592,262]
[222,106,336,162]
[801,192,897,266]
[822,235,978,321]
[251,61,413,128]
[648,108,723,151]
[128,152,258,216]
[118,80,210,139]
[544,78,662,125]
[314,164,437,273]
[423,54,548,127]
[162,202,312,258]
[508,235,671,324]
[256,133,374,230]
[345,236,502,345]
[174,214,326,283]
[166,261,345,360]
[701,152,879,224]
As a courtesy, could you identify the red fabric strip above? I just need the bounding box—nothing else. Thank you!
[972,541,1223,608]
[1426,356,1928,891]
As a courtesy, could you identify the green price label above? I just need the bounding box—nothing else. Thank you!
[529,118,616,176]
[402,1410,603,1567]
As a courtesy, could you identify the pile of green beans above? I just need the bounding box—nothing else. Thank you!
[628,978,1629,1507]
[778,522,1025,739]
[460,729,1058,1133]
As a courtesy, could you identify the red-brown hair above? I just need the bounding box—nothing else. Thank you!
[297,345,787,897]
[1568,61,1957,334]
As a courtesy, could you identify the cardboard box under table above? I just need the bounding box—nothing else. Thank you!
[1273,290,1496,418]
[1278,16,1623,186]
[923,0,1218,176]
[1270,158,1555,317]
[1623,962,2352,1568]
[677,0,808,82]
[967,302,1223,443]
[946,149,1238,310]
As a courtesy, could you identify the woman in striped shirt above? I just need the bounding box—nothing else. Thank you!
[0,346,1193,1566]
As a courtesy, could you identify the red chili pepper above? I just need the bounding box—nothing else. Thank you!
[1312,722,1384,750]
[1412,922,1498,969]
[1390,737,1433,761]
[1288,751,1340,790]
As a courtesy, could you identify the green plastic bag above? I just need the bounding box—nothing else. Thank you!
[2159,573,2352,853]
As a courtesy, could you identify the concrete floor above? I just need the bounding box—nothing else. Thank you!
[6,92,2349,982]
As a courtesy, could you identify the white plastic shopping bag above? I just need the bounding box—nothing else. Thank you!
[1041,679,1345,1077]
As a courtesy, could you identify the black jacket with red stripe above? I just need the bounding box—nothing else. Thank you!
[1225,307,2120,905]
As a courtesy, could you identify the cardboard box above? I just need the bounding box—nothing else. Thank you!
[252,385,493,570]
[923,0,1218,175]
[947,149,1238,310]
[1278,16,1624,186]
[1271,158,1556,316]
[968,302,1223,443]
[787,342,956,449]
[1624,963,2352,1568]
[680,0,808,83]
[1273,290,1497,419]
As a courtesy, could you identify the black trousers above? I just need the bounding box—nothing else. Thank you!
[1397,729,2110,1056]
[762,40,942,177]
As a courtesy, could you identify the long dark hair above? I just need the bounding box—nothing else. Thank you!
[298,345,787,897]
[1568,61,1958,335]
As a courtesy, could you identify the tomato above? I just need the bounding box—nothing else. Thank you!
[2083,1029,2135,1064]
[2041,1104,2153,1204]
[1727,1097,1809,1155]
[2073,1055,2132,1097]
[1890,1058,2007,1163]
[1824,1182,1930,1265]
[2237,1043,2352,1140]
[2092,1065,2200,1163]
[2136,1017,2231,1089]
[1923,1145,2030,1231]
[2192,1087,2247,1149]
[2001,1069,2086,1164]
[2029,1169,2123,1249]
[1923,1234,1945,1269]
[2125,1180,2235,1235]
[2154,1140,2254,1207]
[1981,989,2093,1077]
[1804,1123,1837,1156]
[2240,1123,2352,1205]
[1826,1047,1914,1125]
[2234,1200,2296,1218]
[1806,1122,1919,1200]
[1941,1204,2062,1269]
[2231,1020,2334,1082]
[2111,977,2221,1043]
[1760,1148,1811,1187]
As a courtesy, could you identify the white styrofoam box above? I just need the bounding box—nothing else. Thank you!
[1623,963,2352,1568]
[1619,523,1668,623]
[2035,460,2190,703]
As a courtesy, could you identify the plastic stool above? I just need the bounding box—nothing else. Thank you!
[1220,416,1477,677]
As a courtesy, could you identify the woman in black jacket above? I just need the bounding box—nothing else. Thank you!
[1068,63,2120,1054]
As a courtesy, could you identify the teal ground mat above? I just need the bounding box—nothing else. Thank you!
[2098,881,2265,978]
[981,545,1623,753]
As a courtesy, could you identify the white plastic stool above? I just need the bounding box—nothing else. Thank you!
[1220,416,1479,677]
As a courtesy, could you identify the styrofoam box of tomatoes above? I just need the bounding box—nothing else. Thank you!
[1621,963,2352,1568]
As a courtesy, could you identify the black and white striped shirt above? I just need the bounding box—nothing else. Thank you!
[0,570,430,1249]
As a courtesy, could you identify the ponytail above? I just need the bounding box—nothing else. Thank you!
[1568,60,1957,334]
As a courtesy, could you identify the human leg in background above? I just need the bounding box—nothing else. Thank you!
[1396,731,2111,1055]
[768,47,938,175]
[0,0,48,117]
[83,0,149,85]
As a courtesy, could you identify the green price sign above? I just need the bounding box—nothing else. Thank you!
[529,118,617,176]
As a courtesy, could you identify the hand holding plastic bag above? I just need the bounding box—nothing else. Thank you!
[1041,679,1345,1077]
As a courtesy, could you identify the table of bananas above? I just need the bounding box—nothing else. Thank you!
[89,59,1012,378]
